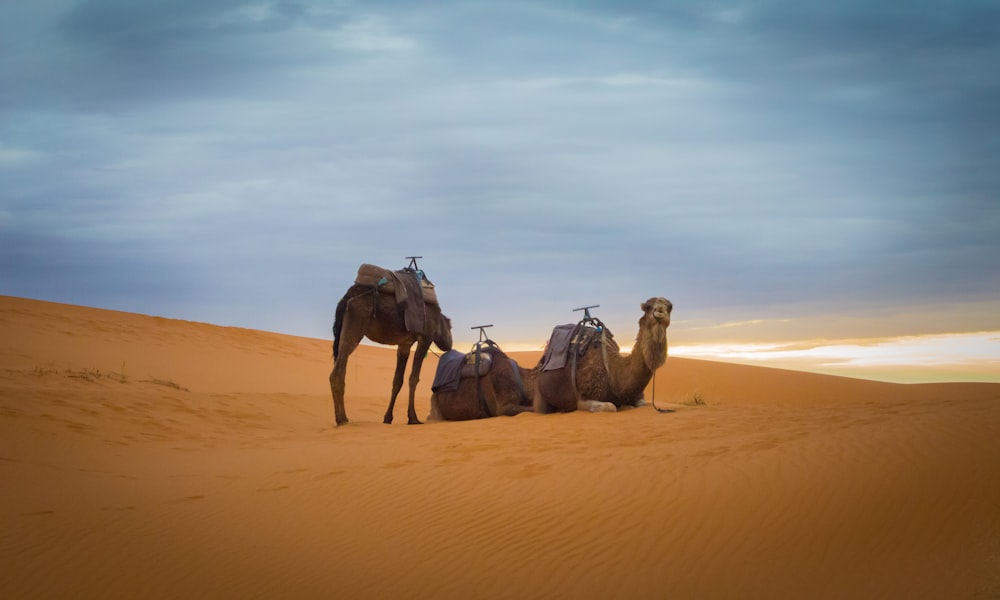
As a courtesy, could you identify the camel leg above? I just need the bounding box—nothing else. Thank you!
[330,303,369,426]
[501,403,534,417]
[427,395,443,422]
[405,338,431,424]
[329,322,365,427]
[577,399,617,413]
[384,343,412,424]
[531,378,552,414]
[328,367,347,426]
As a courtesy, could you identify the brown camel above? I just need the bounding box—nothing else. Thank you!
[533,297,672,413]
[428,339,536,421]
[328,271,453,426]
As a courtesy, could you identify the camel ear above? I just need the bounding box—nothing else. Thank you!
[641,301,651,312]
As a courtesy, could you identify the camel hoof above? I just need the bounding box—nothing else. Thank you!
[383,417,393,424]
[408,418,423,425]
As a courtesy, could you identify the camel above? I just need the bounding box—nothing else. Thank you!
[328,265,453,426]
[533,297,672,413]
[428,337,536,421]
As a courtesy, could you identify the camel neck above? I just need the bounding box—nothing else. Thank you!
[610,326,666,401]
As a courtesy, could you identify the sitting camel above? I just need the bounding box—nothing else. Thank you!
[328,261,453,426]
[533,297,672,413]
[428,333,535,421]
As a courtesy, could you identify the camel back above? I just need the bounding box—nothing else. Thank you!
[354,263,439,305]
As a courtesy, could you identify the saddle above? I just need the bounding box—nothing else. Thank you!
[540,322,617,372]
[431,337,525,417]
[354,263,438,305]
[354,263,438,334]
[540,316,617,404]
[431,347,493,393]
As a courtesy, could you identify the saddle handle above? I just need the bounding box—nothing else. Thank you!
[404,256,423,271]
[471,324,494,343]
[573,304,600,321]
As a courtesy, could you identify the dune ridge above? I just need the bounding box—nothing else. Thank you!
[2,295,999,599]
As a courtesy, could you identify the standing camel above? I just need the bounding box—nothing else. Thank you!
[534,297,672,413]
[328,265,452,426]
[428,336,536,421]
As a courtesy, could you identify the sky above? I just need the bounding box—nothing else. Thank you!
[2,0,998,382]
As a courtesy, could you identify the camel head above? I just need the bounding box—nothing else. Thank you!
[641,297,672,328]
[638,297,672,372]
[434,314,454,352]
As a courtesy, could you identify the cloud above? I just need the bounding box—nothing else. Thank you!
[0,144,44,167]
[1,0,998,349]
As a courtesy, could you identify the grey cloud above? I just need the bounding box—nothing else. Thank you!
[2,0,998,341]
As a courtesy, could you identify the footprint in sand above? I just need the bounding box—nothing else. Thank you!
[316,470,345,479]
[382,459,419,470]
[256,485,291,492]
[171,495,206,503]
[514,462,551,479]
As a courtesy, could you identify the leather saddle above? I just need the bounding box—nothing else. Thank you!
[431,342,495,393]
[541,322,616,372]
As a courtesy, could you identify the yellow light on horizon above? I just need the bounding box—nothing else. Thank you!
[670,331,1000,383]
[446,331,1000,383]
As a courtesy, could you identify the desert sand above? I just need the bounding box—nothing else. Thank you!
[2,294,999,599]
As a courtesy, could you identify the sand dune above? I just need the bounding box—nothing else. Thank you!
[2,294,999,599]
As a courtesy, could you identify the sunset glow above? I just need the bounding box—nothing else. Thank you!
[671,331,1000,383]
[480,331,1000,384]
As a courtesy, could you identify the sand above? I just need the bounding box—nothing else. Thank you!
[2,294,999,599]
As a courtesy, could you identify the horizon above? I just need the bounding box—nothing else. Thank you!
[453,329,1000,385]
[6,293,997,384]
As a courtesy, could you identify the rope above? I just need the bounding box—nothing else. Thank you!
[650,366,674,413]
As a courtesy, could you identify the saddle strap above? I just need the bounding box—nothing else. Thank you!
[569,324,582,404]
[509,358,526,403]
[473,340,501,418]
[474,346,488,418]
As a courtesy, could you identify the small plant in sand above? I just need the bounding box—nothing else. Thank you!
[686,391,707,406]
[143,378,189,392]
[28,364,187,391]
[65,368,106,382]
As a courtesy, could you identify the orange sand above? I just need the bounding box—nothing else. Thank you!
[2,295,999,599]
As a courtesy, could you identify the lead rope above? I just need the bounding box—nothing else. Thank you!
[651,369,673,413]
[651,339,674,413]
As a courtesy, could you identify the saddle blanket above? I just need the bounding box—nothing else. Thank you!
[540,324,576,372]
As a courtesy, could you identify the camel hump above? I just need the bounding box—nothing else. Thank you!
[355,263,393,288]
[354,263,438,305]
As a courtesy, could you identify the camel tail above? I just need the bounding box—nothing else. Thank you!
[332,292,350,360]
